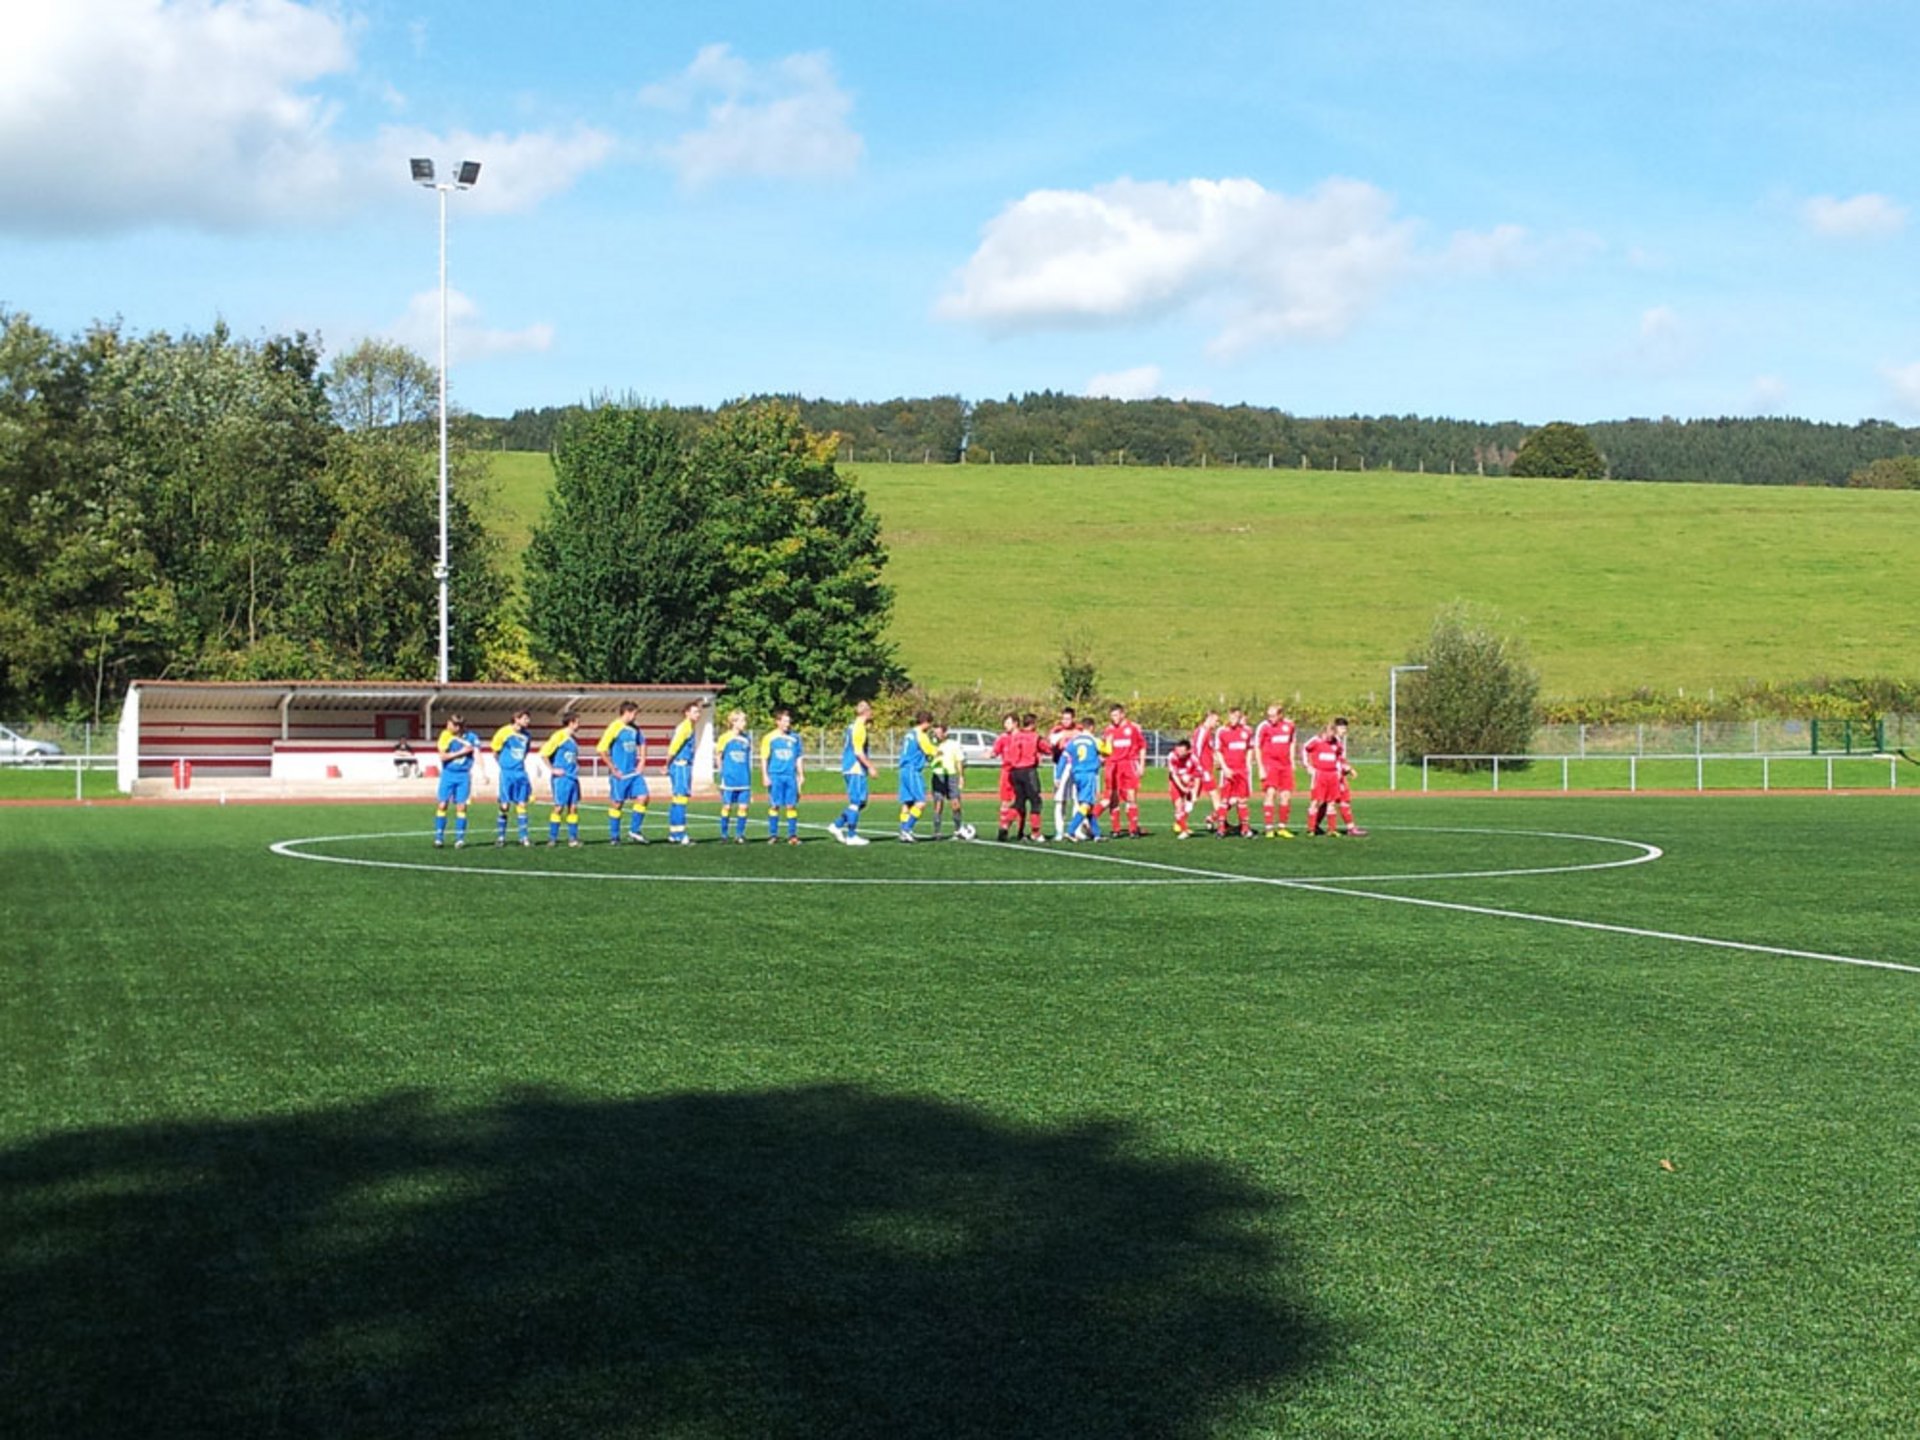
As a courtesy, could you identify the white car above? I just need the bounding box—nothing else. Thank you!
[945,728,1003,766]
[0,723,64,762]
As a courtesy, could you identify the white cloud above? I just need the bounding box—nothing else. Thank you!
[1800,192,1907,240]
[642,44,862,185]
[939,176,1552,357]
[386,288,554,366]
[1749,375,1789,413]
[1083,365,1165,401]
[1885,362,1920,415]
[0,0,611,234]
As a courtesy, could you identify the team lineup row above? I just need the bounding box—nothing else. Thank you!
[427,698,1367,849]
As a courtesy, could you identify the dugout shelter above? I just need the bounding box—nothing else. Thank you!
[116,681,720,798]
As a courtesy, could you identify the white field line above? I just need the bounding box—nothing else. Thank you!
[266,831,1236,887]
[1009,830,1920,978]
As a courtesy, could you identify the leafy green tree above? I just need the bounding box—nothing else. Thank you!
[695,401,900,717]
[1510,422,1606,478]
[326,338,438,433]
[1846,455,1920,489]
[1397,605,1540,769]
[522,401,899,717]
[524,406,713,681]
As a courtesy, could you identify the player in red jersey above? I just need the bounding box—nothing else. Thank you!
[1254,702,1298,839]
[997,712,1047,841]
[989,711,1019,838]
[1304,717,1365,836]
[1189,708,1223,834]
[1329,717,1366,836]
[1214,707,1255,836]
[1101,703,1148,838]
[1165,738,1206,838]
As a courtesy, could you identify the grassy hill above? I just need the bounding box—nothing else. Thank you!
[482,453,1920,704]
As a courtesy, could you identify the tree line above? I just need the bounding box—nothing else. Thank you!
[0,311,898,723]
[492,394,1920,487]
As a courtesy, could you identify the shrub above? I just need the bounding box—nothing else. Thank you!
[1398,605,1540,768]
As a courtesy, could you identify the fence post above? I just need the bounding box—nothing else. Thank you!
[1697,752,1704,791]
[1762,756,1770,791]
[1422,756,1429,792]
[1579,723,1586,759]
[1492,756,1500,793]
[1827,756,1834,791]
[1630,755,1637,792]
[1562,756,1569,791]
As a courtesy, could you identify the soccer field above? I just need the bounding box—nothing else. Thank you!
[4,795,1917,1436]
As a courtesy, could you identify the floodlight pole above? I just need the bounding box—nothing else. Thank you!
[1389,664,1428,792]
[412,159,480,684]
[434,180,450,684]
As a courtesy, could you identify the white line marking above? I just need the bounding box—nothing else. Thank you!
[1011,830,1919,976]
[267,832,1238,887]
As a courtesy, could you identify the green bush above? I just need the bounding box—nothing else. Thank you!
[1398,605,1540,768]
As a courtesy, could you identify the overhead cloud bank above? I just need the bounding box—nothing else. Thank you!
[386,288,554,366]
[0,0,609,233]
[939,176,1543,357]
[641,44,863,185]
[1800,192,1907,240]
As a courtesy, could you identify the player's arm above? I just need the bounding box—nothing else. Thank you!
[758,732,775,789]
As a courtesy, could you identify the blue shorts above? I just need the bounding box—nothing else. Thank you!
[437,772,471,806]
[768,776,800,809]
[1074,773,1101,807]
[610,773,648,806]
[668,761,693,800]
[551,775,581,810]
[898,771,927,806]
[498,772,532,806]
[721,786,751,808]
[843,771,869,806]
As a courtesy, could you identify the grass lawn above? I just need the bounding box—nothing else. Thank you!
[481,453,1920,704]
[5,793,1917,1436]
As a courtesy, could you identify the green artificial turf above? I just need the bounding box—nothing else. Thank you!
[4,795,1917,1436]
[482,452,1920,702]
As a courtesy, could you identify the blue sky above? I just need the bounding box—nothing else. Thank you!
[4,0,1918,423]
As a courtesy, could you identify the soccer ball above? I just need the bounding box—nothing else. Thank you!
[955,823,976,841]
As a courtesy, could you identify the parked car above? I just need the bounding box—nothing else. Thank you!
[0,723,64,762]
[945,727,1003,767]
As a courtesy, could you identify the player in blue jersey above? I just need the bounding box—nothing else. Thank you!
[597,700,649,845]
[1064,718,1110,841]
[759,709,806,843]
[663,700,704,845]
[896,710,940,841]
[433,713,480,847]
[717,709,754,841]
[830,699,876,847]
[490,709,534,846]
[540,712,584,847]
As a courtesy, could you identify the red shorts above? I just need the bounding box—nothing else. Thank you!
[1262,763,1295,791]
[1104,768,1139,802]
[1219,771,1251,802]
[998,769,1015,804]
[1310,772,1342,804]
[1168,782,1195,807]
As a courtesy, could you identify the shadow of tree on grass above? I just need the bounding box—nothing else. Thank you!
[2,1085,1333,1438]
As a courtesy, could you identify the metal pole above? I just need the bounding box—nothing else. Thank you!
[436,183,451,685]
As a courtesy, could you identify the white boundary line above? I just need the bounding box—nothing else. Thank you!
[1012,831,1920,977]
[267,832,1237,887]
[270,822,1656,887]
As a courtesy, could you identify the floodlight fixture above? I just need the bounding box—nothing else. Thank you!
[455,160,482,188]
[410,157,435,185]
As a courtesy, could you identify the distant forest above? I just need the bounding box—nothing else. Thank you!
[482,394,1920,488]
